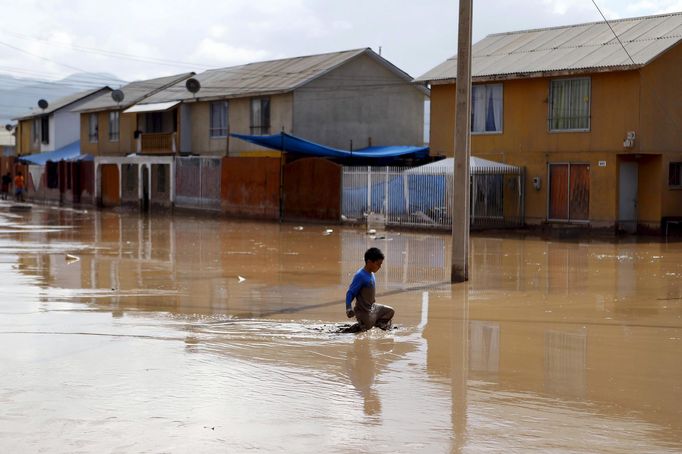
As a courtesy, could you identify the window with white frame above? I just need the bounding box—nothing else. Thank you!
[109,111,120,142]
[250,97,270,135]
[669,162,682,187]
[89,113,98,143]
[472,83,503,133]
[210,101,228,137]
[32,118,41,144]
[548,78,591,131]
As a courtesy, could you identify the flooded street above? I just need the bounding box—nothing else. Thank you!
[1,202,681,453]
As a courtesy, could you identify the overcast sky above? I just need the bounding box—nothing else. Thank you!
[0,0,680,85]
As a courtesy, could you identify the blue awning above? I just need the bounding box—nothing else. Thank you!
[18,141,90,165]
[230,132,429,159]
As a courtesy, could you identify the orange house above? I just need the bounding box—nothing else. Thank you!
[416,12,682,233]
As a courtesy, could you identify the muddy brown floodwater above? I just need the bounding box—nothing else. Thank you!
[0,201,681,453]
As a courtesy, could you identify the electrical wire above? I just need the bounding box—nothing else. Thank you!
[590,0,636,65]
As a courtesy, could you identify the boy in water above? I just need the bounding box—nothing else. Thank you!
[345,247,394,332]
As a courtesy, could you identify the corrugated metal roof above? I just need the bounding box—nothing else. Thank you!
[14,87,111,120]
[73,72,194,112]
[415,12,682,82]
[139,48,412,104]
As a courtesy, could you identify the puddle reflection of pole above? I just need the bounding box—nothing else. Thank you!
[451,284,469,453]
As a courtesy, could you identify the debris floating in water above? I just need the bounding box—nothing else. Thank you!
[238,276,246,283]
[65,253,80,264]
[293,226,304,231]
[323,229,333,236]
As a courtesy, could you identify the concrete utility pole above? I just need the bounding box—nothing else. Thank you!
[451,0,473,283]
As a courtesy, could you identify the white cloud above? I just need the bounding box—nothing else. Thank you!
[192,39,270,67]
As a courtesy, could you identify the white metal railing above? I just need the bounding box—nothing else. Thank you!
[342,165,524,230]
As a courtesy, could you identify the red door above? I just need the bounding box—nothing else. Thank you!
[549,163,589,221]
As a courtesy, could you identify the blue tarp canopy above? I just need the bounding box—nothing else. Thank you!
[18,141,90,165]
[231,132,429,159]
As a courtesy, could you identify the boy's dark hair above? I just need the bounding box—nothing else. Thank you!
[364,247,384,263]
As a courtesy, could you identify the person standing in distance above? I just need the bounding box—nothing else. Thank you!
[345,247,394,331]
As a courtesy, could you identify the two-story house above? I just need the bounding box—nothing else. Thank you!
[11,87,111,203]
[97,48,428,218]
[133,48,427,156]
[416,12,682,234]
[73,73,195,208]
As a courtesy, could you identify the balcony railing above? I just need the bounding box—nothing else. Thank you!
[139,132,176,154]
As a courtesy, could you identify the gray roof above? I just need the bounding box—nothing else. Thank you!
[14,87,111,120]
[139,48,420,104]
[73,72,195,112]
[415,12,682,82]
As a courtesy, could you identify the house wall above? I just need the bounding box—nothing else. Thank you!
[52,109,81,150]
[293,52,425,149]
[81,111,136,156]
[186,94,293,156]
[17,119,39,155]
[428,69,650,227]
[640,42,682,219]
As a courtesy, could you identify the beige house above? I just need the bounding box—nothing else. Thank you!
[130,48,427,157]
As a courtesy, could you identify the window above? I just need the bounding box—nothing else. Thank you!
[210,101,228,137]
[669,162,682,187]
[109,111,120,142]
[548,163,590,221]
[145,112,163,133]
[32,118,41,144]
[89,113,98,143]
[250,97,270,135]
[548,78,591,131]
[40,115,49,144]
[472,83,503,133]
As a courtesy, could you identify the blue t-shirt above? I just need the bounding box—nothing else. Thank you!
[345,267,375,311]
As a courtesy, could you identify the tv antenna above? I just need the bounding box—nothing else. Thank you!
[111,89,125,104]
[185,78,201,98]
[37,99,48,110]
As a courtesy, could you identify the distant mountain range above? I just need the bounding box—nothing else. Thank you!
[0,72,126,126]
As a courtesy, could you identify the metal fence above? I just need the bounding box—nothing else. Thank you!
[342,164,524,230]
[175,156,222,210]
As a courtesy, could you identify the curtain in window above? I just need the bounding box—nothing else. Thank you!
[472,84,502,132]
[32,118,41,143]
[89,114,98,142]
[550,79,590,130]
[472,85,487,132]
[250,98,270,135]
[210,102,228,137]
[109,111,120,141]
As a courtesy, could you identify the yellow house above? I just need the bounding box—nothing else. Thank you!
[416,12,682,233]
[72,73,194,207]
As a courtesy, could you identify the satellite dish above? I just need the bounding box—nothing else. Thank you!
[185,78,201,94]
[38,99,48,109]
[111,89,125,103]
[5,124,13,131]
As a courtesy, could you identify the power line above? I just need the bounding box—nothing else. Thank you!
[590,0,636,65]
[0,29,217,71]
